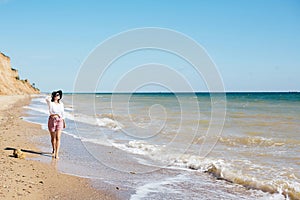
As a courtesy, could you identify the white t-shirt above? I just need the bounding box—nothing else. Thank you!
[46,97,65,119]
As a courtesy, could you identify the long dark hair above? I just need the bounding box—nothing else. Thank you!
[51,90,63,103]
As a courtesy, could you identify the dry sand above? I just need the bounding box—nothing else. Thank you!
[0,95,118,199]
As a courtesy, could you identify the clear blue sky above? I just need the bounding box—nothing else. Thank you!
[1,0,299,92]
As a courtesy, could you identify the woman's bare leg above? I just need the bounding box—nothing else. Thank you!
[50,131,56,156]
[54,130,62,159]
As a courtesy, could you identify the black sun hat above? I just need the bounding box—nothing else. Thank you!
[52,90,63,99]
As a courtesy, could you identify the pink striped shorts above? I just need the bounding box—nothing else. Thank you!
[48,116,63,132]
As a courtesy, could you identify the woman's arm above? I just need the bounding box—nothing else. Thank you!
[45,95,51,109]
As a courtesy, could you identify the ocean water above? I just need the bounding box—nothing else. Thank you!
[24,93,300,200]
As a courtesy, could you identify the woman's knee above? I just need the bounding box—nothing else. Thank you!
[55,135,60,141]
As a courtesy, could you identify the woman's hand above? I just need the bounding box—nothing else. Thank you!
[63,119,66,128]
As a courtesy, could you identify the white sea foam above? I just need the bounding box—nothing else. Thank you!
[23,105,49,115]
[112,140,162,156]
[96,117,122,131]
[130,174,186,200]
[64,107,74,111]
[31,97,48,103]
[80,137,112,147]
[70,113,123,131]
[168,154,300,200]
[62,130,83,140]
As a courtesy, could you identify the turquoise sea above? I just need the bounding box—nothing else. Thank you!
[24,93,300,200]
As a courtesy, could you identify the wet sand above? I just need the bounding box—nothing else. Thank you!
[0,95,117,200]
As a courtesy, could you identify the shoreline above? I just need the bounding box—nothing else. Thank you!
[0,95,118,199]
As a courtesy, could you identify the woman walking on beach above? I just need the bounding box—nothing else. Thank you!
[46,90,65,159]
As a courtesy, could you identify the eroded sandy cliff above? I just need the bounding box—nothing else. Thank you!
[0,52,39,95]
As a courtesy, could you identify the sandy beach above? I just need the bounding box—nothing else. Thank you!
[0,95,117,200]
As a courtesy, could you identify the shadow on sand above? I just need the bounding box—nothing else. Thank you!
[4,147,52,157]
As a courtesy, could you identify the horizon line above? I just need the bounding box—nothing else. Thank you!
[40,91,300,94]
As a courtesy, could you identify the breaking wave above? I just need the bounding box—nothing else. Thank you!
[169,155,300,200]
[111,139,300,200]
